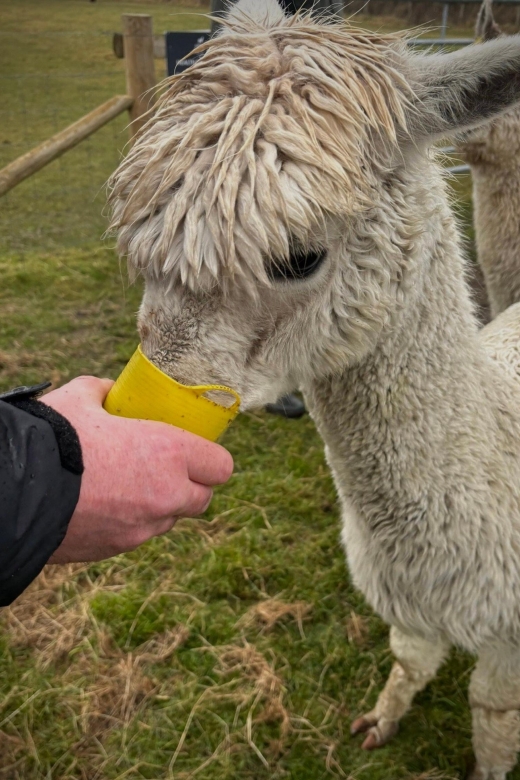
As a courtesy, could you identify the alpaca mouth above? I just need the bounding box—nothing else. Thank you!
[103,345,241,441]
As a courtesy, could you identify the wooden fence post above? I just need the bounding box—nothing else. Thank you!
[122,14,156,143]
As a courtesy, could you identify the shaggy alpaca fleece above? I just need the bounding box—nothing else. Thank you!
[110,9,411,294]
[457,0,520,318]
[109,1,520,776]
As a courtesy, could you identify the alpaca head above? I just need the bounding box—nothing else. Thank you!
[476,0,502,43]
[109,0,520,409]
[457,0,520,165]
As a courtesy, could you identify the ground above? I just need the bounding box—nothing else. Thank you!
[0,2,499,779]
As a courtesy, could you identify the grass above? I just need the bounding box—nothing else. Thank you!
[0,1,503,779]
[0,0,210,255]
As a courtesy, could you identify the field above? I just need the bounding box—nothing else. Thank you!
[0,2,493,779]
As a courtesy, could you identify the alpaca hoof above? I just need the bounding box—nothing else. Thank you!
[362,721,399,750]
[466,766,506,780]
[350,715,376,735]
[351,715,399,749]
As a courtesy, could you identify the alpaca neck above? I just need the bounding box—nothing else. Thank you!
[305,194,496,532]
[471,162,520,316]
[299,167,520,645]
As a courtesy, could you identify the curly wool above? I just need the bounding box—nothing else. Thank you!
[456,0,520,318]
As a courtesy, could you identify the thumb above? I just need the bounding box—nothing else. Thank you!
[73,376,115,405]
[47,376,115,408]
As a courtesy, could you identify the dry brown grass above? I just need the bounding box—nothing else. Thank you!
[1,537,316,777]
[0,731,26,777]
[166,640,292,776]
[3,565,96,666]
[1,564,191,778]
[0,349,56,384]
[174,511,242,546]
[239,597,312,638]
[70,625,189,747]
[345,612,369,648]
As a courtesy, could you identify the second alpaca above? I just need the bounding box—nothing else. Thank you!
[457,0,520,317]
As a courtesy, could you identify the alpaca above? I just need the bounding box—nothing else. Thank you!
[456,0,520,318]
[108,2,520,777]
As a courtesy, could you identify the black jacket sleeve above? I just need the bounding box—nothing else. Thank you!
[0,388,83,606]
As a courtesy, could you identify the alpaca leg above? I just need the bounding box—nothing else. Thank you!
[468,646,520,780]
[351,626,450,750]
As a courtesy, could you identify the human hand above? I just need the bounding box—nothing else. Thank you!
[42,376,234,563]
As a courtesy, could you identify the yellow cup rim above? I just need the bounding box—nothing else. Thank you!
[134,345,241,413]
[103,345,241,441]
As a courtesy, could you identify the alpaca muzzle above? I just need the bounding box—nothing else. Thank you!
[103,345,240,441]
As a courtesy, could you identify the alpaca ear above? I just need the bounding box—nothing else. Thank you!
[406,37,520,141]
[225,0,285,27]
[475,0,502,42]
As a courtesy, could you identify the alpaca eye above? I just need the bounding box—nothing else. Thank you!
[268,246,327,282]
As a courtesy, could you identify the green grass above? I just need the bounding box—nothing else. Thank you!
[0,2,501,779]
[0,0,210,255]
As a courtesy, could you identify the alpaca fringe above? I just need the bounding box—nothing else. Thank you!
[108,8,413,295]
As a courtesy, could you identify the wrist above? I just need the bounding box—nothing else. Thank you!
[1,382,84,475]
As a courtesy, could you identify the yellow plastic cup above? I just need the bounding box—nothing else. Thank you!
[103,345,240,442]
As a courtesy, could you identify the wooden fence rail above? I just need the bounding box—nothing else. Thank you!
[0,95,133,198]
[0,14,155,198]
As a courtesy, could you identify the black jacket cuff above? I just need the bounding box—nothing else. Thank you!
[0,391,83,606]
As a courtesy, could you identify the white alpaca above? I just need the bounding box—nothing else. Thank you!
[456,0,520,318]
[109,2,520,776]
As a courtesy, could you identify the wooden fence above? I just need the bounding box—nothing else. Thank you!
[0,14,156,199]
